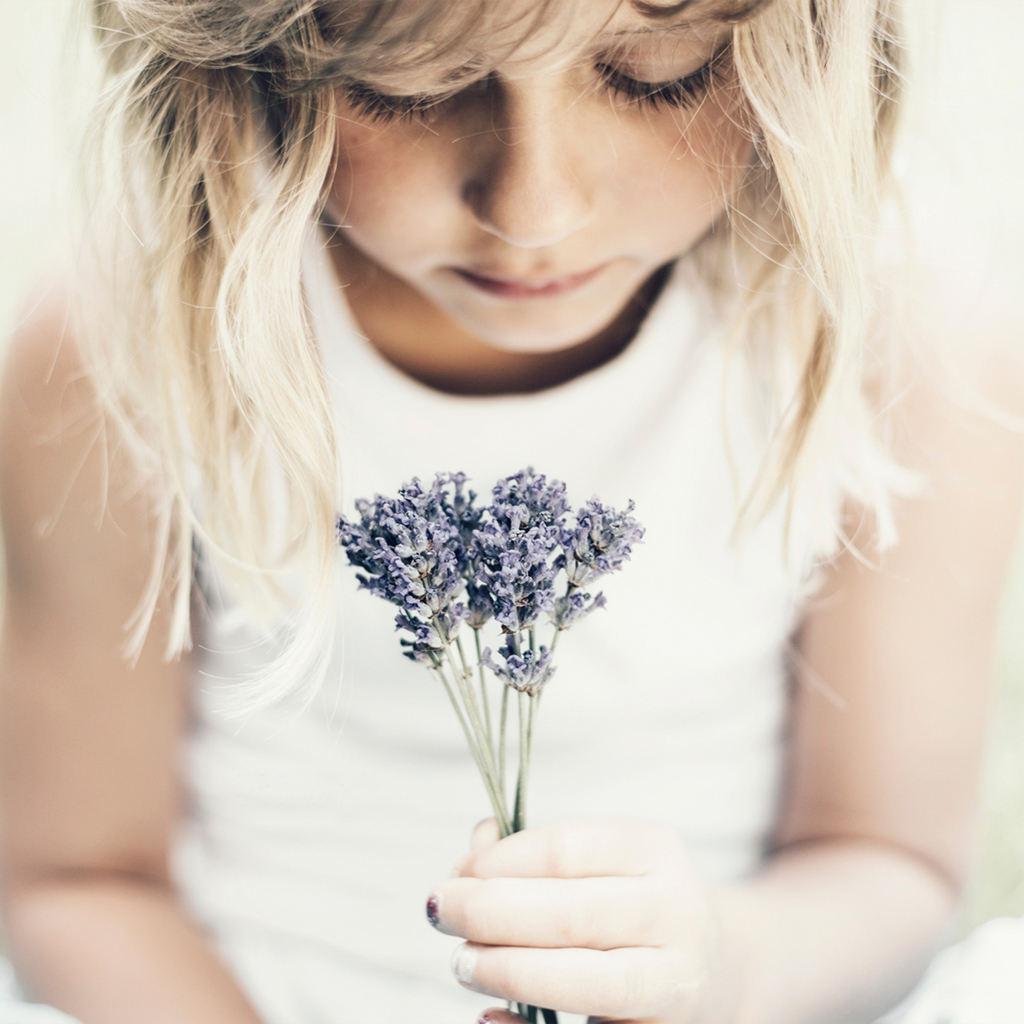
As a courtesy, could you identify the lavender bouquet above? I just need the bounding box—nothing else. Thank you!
[337,469,643,1023]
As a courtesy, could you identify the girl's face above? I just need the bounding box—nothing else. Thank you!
[325,0,751,357]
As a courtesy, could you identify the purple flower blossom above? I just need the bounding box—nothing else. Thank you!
[395,607,467,664]
[444,472,484,550]
[481,638,556,695]
[337,474,477,652]
[560,499,644,588]
[490,468,570,531]
[472,520,561,633]
[551,590,607,631]
[464,579,496,629]
[337,470,643,665]
[470,470,568,634]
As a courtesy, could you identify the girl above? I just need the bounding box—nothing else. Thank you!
[1,1,1021,1022]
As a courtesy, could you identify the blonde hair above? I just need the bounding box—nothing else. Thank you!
[82,0,907,708]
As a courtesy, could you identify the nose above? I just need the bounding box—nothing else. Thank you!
[461,77,595,249]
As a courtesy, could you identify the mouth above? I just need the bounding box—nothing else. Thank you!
[450,263,608,300]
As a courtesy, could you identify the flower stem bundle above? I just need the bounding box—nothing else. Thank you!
[338,469,643,1021]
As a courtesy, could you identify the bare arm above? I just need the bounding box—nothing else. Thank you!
[715,363,1024,1023]
[0,278,263,1023]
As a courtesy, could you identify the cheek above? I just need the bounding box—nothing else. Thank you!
[328,122,462,263]
[612,99,751,240]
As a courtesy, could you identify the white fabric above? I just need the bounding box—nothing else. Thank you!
[0,961,78,1024]
[877,917,1024,1024]
[174,240,808,1022]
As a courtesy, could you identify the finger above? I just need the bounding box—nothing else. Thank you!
[475,1011,528,1024]
[587,1017,668,1024]
[472,817,502,850]
[450,818,503,878]
[452,942,699,1020]
[458,818,681,880]
[430,875,685,948]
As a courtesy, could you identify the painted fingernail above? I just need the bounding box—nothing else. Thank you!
[426,894,440,928]
[451,942,477,988]
[476,1016,495,1024]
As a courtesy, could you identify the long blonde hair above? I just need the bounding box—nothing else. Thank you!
[83,0,907,708]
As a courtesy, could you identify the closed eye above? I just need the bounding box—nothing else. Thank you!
[595,56,722,112]
[341,80,446,123]
[341,52,724,124]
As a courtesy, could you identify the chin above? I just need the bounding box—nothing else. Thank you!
[445,300,632,355]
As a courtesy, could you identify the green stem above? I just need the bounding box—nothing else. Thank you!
[499,683,510,800]
[441,635,497,781]
[453,633,485,737]
[513,689,530,833]
[550,582,576,654]
[444,640,513,834]
[527,690,536,764]
[473,629,493,750]
[432,660,511,837]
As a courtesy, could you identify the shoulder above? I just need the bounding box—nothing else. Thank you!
[870,174,1024,492]
[0,267,154,615]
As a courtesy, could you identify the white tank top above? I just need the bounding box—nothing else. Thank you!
[175,237,806,1024]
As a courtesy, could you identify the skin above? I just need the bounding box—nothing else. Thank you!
[1,1,1022,1023]
[324,0,742,392]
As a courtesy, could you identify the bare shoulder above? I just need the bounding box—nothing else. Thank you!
[0,269,153,613]
[892,202,1024,552]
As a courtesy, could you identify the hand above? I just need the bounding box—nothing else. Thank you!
[427,818,714,1023]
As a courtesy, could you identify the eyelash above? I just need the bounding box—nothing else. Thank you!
[595,59,720,112]
[343,57,721,123]
[341,80,443,123]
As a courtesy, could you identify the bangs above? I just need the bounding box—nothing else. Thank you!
[293,0,773,92]
[304,0,583,90]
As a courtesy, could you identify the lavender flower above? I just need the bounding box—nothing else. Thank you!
[550,589,607,631]
[338,470,641,1024]
[472,520,558,633]
[481,638,556,696]
[444,472,484,550]
[395,607,468,664]
[469,469,569,634]
[560,498,644,588]
[337,475,476,655]
[490,468,570,529]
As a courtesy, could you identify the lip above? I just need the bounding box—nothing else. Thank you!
[451,263,608,300]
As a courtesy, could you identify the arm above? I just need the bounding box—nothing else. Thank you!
[716,365,1024,1024]
[0,278,263,1024]
[428,365,1024,1024]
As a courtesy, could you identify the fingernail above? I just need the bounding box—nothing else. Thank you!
[451,942,477,988]
[476,1016,494,1024]
[426,894,440,928]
